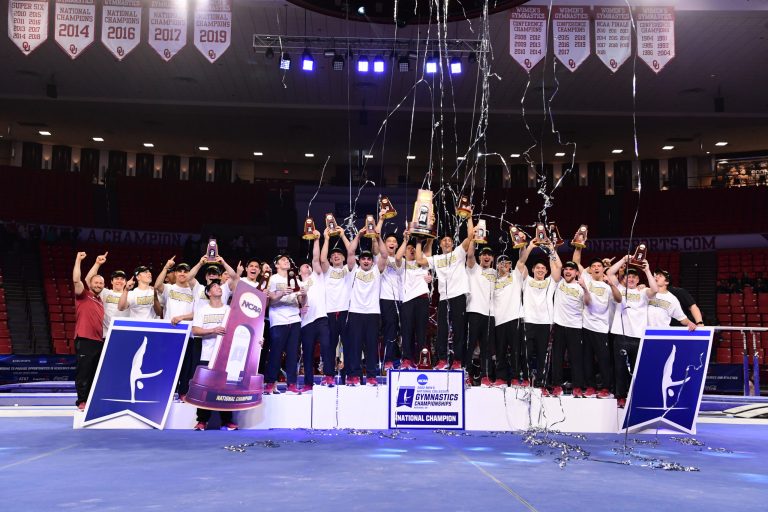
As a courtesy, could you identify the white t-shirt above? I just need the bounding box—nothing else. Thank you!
[648,290,687,327]
[494,269,523,326]
[348,264,382,314]
[378,255,403,301]
[324,265,351,313]
[401,260,430,303]
[582,273,612,334]
[192,282,232,314]
[161,284,195,321]
[125,287,157,319]
[268,273,301,326]
[553,278,584,329]
[427,245,469,301]
[611,286,650,338]
[523,276,555,325]
[192,303,229,362]
[466,264,497,316]
[300,272,327,327]
[100,288,128,335]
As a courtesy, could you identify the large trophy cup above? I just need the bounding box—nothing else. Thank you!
[206,239,218,262]
[532,223,551,246]
[325,213,339,234]
[548,222,564,247]
[380,196,398,219]
[473,219,488,245]
[629,244,649,269]
[510,226,528,249]
[364,214,378,238]
[410,189,437,238]
[571,225,588,249]
[302,217,319,240]
[417,348,432,369]
[456,195,473,219]
[257,268,271,292]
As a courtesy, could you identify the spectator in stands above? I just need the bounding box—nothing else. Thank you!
[728,273,742,292]
[741,272,755,289]
[84,251,128,338]
[716,279,733,293]
[72,252,106,411]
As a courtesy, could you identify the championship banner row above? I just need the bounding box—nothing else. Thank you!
[8,0,231,62]
[509,5,675,74]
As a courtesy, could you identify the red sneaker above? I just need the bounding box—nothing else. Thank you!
[480,376,492,388]
[465,376,474,388]
[617,397,627,408]
[572,387,583,398]
[583,387,596,398]
[521,379,531,387]
[400,359,413,370]
[300,385,313,394]
[263,383,277,395]
[347,376,359,387]
[597,388,614,399]
[492,379,508,388]
[450,360,462,371]
[77,402,86,411]
[221,422,239,431]
[366,377,378,387]
[510,379,520,387]
[434,359,448,370]
[383,361,394,371]
[194,422,207,431]
[323,376,336,387]
[284,384,301,395]
[551,386,564,397]
[540,387,551,397]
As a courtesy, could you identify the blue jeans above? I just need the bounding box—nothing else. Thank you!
[266,322,300,385]
[301,316,332,385]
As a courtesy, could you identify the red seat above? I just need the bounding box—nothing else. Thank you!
[63,313,76,323]
[49,312,64,322]
[716,347,731,363]
[732,314,747,325]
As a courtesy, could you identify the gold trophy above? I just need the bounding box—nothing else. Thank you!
[410,189,437,238]
[287,268,301,292]
[206,239,219,262]
[302,217,319,240]
[417,348,432,370]
[364,214,378,238]
[510,226,527,249]
[629,244,648,269]
[533,223,550,246]
[380,196,397,219]
[571,225,588,249]
[456,195,473,219]
[257,268,271,292]
[325,213,339,234]
[473,219,488,245]
[548,222,564,247]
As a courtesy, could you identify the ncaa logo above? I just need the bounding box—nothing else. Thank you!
[417,374,428,385]
[239,292,263,319]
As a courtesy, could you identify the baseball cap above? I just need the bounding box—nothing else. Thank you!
[626,267,639,276]
[205,264,223,275]
[563,261,578,270]
[175,263,191,272]
[111,270,127,279]
[479,247,494,256]
[134,265,150,276]
[359,250,374,259]
[329,247,346,257]
[655,269,671,282]
[496,255,511,264]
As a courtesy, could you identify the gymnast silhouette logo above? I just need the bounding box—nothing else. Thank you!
[129,337,164,403]
[636,344,698,412]
[396,387,416,408]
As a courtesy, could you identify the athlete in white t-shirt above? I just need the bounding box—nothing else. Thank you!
[492,252,525,387]
[374,212,404,370]
[344,224,389,386]
[298,231,332,390]
[416,217,475,370]
[320,226,352,383]
[394,233,432,370]
[606,255,659,404]
[466,245,497,387]
[649,270,697,330]
[118,266,157,319]
[572,248,614,399]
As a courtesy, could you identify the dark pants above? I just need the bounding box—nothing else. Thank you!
[524,322,552,387]
[266,322,300,385]
[467,313,495,376]
[380,299,401,363]
[583,329,613,390]
[257,320,270,375]
[400,295,429,361]
[177,337,201,396]
[75,337,103,405]
[495,319,522,382]
[551,324,584,389]
[344,312,380,378]
[614,334,640,398]
[437,294,467,363]
[328,310,348,379]
[196,359,233,425]
[301,316,332,386]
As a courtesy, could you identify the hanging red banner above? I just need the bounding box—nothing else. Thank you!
[636,6,675,74]
[552,6,591,72]
[594,6,632,73]
[8,0,49,55]
[54,0,96,59]
[148,0,187,62]
[193,0,231,63]
[508,5,548,73]
[101,0,141,61]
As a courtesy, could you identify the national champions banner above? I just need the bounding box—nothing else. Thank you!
[622,328,713,434]
[82,319,191,429]
[388,370,465,429]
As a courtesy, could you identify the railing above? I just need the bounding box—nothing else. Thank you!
[714,326,767,396]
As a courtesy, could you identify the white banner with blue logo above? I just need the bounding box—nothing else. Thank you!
[388,370,465,429]
[82,319,191,429]
[622,327,713,434]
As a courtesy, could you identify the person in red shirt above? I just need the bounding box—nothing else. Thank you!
[73,252,106,410]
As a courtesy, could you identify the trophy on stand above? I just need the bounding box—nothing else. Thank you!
[548,222,564,247]
[533,223,551,246]
[287,267,301,292]
[410,189,437,238]
[206,239,218,262]
[473,219,488,245]
[571,225,588,249]
[510,226,528,249]
[364,214,378,238]
[257,268,271,292]
[185,282,266,410]
[325,213,339,234]
[417,348,432,369]
[302,217,319,240]
[379,196,397,219]
[456,195,473,219]
[629,244,648,269]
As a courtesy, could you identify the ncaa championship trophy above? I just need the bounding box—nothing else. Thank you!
[410,189,437,238]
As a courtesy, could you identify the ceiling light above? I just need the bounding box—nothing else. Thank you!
[611,149,623,154]
[279,52,291,70]
[357,5,366,15]
[425,53,438,74]
[92,137,104,142]
[510,153,521,158]
[555,152,566,157]
[253,152,263,156]
[715,141,729,147]
[457,156,466,161]
[143,143,154,148]
[323,49,335,57]
[406,155,416,160]
[301,49,314,71]
[357,56,369,73]
[373,55,385,73]
[662,145,674,150]
[364,154,374,159]
[39,130,51,136]
[398,56,410,72]
[332,54,345,71]
[305,153,315,158]
[450,56,462,74]
[199,146,209,151]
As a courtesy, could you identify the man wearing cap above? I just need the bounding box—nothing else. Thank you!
[606,256,659,407]
[493,251,525,387]
[395,232,432,370]
[551,258,591,398]
[373,212,405,371]
[264,253,304,395]
[72,252,106,410]
[572,249,615,399]
[519,240,561,392]
[466,245,497,386]
[320,226,352,383]
[416,218,475,371]
[83,251,128,338]
[118,265,157,319]
[649,269,698,330]
[345,225,389,386]
[298,230,330,392]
